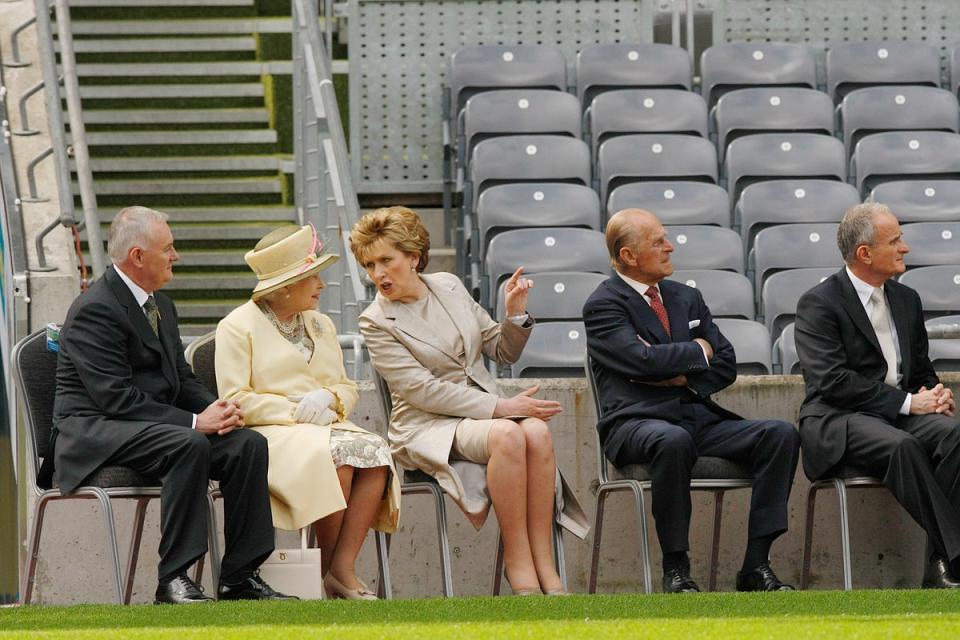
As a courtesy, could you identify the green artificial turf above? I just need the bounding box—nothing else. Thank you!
[4,591,960,639]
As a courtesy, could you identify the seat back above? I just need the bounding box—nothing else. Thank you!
[926,315,960,372]
[608,181,729,227]
[902,222,960,268]
[510,321,587,378]
[576,43,692,108]
[760,267,836,340]
[469,135,591,203]
[736,179,859,254]
[714,87,834,160]
[700,42,817,108]
[899,266,960,318]
[839,86,959,158]
[476,183,601,262]
[724,133,846,206]
[667,225,744,273]
[827,41,941,102]
[751,223,842,293]
[667,270,754,319]
[715,318,773,375]
[597,133,718,207]
[851,131,960,196]
[588,89,708,160]
[184,331,218,396]
[449,44,567,119]
[496,271,607,321]
[12,330,59,479]
[774,322,801,375]
[584,352,612,484]
[462,89,581,164]
[869,180,960,223]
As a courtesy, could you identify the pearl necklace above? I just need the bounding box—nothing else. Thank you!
[258,301,305,343]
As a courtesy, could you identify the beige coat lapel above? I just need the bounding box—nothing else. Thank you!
[379,275,472,364]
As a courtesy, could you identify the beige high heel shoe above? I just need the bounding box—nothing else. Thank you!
[323,573,377,601]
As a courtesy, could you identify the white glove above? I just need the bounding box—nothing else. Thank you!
[292,389,337,425]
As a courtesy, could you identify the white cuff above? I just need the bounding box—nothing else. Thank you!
[191,413,197,429]
[506,313,529,326]
[900,394,912,416]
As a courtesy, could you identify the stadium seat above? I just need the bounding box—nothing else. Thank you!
[713,87,834,161]
[851,131,960,196]
[496,271,608,321]
[736,179,859,254]
[596,134,718,208]
[839,86,959,158]
[773,322,801,375]
[607,181,729,227]
[587,89,708,161]
[724,133,846,206]
[447,45,567,125]
[761,267,836,340]
[667,269,755,319]
[826,40,941,102]
[950,45,960,98]
[715,318,773,375]
[899,265,960,318]
[926,315,960,372]
[483,227,609,308]
[869,180,960,223]
[902,222,960,267]
[666,225,744,273]
[475,183,601,263]
[509,321,587,377]
[468,135,591,203]
[460,89,581,167]
[700,42,817,108]
[576,43,692,110]
[750,223,841,294]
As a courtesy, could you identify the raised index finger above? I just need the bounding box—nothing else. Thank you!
[507,266,525,286]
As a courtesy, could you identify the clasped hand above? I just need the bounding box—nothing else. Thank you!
[494,384,562,421]
[197,399,244,436]
[912,384,956,417]
[291,388,338,426]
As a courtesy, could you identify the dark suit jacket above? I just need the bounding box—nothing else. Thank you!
[795,268,939,480]
[51,266,214,493]
[583,273,740,462]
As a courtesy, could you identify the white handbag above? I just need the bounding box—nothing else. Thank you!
[258,529,324,599]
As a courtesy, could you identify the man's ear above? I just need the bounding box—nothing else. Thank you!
[855,244,872,265]
[619,246,636,268]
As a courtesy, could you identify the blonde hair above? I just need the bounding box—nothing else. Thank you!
[350,206,430,272]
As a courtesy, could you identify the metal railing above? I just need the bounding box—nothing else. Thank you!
[291,0,368,336]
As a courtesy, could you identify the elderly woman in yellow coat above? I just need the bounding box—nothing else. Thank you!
[354,206,588,596]
[216,225,400,601]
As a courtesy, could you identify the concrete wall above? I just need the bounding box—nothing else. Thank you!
[22,373,960,603]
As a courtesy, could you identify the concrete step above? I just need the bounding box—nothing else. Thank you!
[180,323,219,338]
[70,0,253,6]
[173,251,248,267]
[170,300,246,319]
[80,156,289,172]
[98,206,295,223]
[67,37,257,54]
[169,273,257,289]
[79,83,264,99]
[169,223,284,242]
[75,129,277,146]
[80,108,269,125]
[76,178,283,196]
[75,61,292,77]
[68,18,292,36]
[425,248,455,275]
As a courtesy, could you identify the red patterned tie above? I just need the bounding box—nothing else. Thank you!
[646,286,671,337]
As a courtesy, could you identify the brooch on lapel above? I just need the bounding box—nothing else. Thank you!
[310,317,324,337]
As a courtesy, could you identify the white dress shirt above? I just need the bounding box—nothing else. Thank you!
[845,267,911,415]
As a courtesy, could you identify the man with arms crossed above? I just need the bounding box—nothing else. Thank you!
[584,208,800,592]
[796,202,959,588]
[52,206,293,603]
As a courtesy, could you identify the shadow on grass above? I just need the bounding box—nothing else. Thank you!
[4,591,960,631]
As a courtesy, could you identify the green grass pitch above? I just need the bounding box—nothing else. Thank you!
[3,591,960,639]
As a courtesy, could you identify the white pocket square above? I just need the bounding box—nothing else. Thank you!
[688,320,701,329]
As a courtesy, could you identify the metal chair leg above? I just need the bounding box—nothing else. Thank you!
[634,485,654,594]
[95,490,125,604]
[800,482,819,590]
[123,497,152,604]
[588,486,610,593]
[21,495,50,604]
[835,479,854,591]
[375,530,393,599]
[492,528,505,595]
[708,490,726,592]
[431,486,454,597]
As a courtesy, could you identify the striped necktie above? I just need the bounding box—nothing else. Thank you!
[143,295,160,337]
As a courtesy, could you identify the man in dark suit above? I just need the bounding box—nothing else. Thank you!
[795,202,959,588]
[53,206,293,603]
[584,209,800,593]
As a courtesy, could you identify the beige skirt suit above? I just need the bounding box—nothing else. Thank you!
[216,301,401,532]
[359,272,588,537]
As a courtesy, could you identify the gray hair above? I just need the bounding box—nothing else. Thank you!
[108,206,169,262]
[837,202,891,264]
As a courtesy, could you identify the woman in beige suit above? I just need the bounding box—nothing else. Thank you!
[354,206,587,596]
[216,225,400,600]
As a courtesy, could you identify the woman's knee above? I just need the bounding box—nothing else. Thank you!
[520,418,554,452]
[488,420,525,458]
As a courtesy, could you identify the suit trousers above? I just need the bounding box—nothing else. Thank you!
[104,424,274,583]
[614,402,800,555]
[844,412,960,563]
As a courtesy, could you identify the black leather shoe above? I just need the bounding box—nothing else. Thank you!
[662,564,700,593]
[922,556,960,589]
[218,571,299,600]
[736,561,795,592]
[154,574,214,604]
